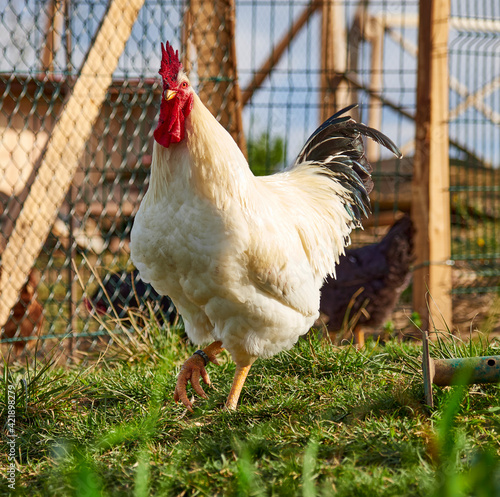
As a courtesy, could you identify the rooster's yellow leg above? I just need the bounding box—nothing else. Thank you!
[353,325,365,348]
[174,340,223,411]
[225,362,255,411]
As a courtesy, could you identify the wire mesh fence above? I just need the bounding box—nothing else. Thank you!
[448,1,500,295]
[0,0,499,361]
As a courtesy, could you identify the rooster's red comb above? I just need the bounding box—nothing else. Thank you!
[159,42,182,85]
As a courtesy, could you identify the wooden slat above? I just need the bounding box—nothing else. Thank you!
[0,0,144,328]
[449,74,500,124]
[41,0,65,73]
[320,0,350,123]
[366,16,384,163]
[412,0,452,332]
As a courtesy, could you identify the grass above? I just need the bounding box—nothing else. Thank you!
[1,320,500,496]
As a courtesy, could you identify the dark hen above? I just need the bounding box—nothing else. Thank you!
[318,214,414,345]
[85,269,178,325]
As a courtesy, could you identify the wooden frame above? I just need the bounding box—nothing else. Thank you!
[0,0,145,329]
[241,1,320,107]
[1,0,462,339]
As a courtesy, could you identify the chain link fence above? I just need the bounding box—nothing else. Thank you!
[0,0,499,361]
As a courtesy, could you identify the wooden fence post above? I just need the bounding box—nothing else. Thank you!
[412,0,452,332]
[0,0,144,329]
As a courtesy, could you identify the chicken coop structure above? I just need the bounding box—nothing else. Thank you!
[0,0,499,360]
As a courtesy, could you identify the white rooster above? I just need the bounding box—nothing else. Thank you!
[130,42,401,410]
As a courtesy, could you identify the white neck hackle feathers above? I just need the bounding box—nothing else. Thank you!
[147,92,254,209]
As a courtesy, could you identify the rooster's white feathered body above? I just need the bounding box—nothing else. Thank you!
[130,42,401,409]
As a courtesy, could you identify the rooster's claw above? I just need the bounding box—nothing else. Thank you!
[174,353,212,411]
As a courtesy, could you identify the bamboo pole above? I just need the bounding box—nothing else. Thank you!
[0,0,145,329]
[412,0,452,332]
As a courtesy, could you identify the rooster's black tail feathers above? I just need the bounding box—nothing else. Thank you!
[294,105,402,225]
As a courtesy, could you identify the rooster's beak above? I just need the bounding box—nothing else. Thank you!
[164,89,177,101]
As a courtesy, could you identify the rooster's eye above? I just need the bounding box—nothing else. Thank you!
[180,81,188,89]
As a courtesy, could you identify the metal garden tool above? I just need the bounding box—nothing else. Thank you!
[422,330,500,408]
